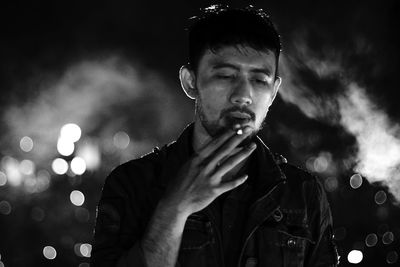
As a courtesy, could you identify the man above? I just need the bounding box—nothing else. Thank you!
[91,5,339,267]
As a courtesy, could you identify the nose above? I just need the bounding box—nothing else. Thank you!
[229,78,253,106]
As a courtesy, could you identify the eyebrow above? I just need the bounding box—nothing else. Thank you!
[211,62,272,76]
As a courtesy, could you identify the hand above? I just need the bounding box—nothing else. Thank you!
[162,126,257,218]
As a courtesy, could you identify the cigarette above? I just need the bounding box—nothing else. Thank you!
[236,129,243,135]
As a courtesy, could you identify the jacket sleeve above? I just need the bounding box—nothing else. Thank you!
[306,179,339,267]
[90,166,148,267]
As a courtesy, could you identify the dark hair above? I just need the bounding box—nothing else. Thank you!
[187,4,282,77]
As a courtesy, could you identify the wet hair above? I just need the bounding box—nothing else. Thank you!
[187,4,282,77]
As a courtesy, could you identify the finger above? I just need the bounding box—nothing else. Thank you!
[197,129,236,159]
[203,146,242,174]
[206,127,253,168]
[216,174,249,194]
[212,143,256,179]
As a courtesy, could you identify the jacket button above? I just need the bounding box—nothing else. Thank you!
[287,238,296,248]
[273,209,283,222]
[245,257,258,267]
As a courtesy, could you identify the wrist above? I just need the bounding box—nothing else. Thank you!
[156,198,190,225]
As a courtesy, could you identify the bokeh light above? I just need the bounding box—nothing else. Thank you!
[70,157,86,175]
[43,246,57,260]
[60,123,82,143]
[79,243,92,257]
[374,190,387,205]
[57,137,75,156]
[313,153,329,173]
[52,158,68,175]
[348,250,363,264]
[76,141,101,171]
[23,177,37,193]
[19,159,35,175]
[0,200,12,215]
[365,233,378,247]
[78,263,90,267]
[324,177,338,192]
[0,171,7,186]
[70,190,85,206]
[350,173,363,189]
[20,136,34,152]
[36,170,51,192]
[386,251,398,264]
[306,156,316,171]
[73,242,92,258]
[382,231,394,245]
[113,131,130,150]
[2,156,22,186]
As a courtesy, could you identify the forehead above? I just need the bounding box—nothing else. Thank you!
[197,45,277,73]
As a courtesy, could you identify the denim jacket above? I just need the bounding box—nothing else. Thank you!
[91,124,339,267]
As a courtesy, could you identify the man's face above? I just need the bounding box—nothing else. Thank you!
[193,45,281,139]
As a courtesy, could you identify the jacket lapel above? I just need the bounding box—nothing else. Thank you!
[241,136,287,244]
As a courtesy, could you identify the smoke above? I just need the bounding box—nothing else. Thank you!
[339,84,400,199]
[280,39,400,203]
[1,56,186,165]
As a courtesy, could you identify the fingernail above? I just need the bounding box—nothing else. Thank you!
[248,143,256,150]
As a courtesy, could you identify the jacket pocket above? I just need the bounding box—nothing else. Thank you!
[278,229,315,267]
[180,214,212,250]
[178,214,217,267]
[257,210,315,267]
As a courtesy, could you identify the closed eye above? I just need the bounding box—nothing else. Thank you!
[252,78,268,85]
[216,74,234,79]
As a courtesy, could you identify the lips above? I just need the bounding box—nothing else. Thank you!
[226,115,251,129]
[229,111,251,119]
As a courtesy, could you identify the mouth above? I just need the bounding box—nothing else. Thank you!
[229,111,252,120]
[225,114,252,130]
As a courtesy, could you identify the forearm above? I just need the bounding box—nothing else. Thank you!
[140,200,189,267]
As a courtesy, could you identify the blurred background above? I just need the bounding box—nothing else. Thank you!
[0,0,399,266]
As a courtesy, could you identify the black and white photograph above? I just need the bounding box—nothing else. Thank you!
[0,1,399,266]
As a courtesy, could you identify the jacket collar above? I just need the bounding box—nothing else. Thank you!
[157,123,195,189]
[252,136,287,200]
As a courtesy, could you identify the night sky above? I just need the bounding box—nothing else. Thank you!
[1,0,399,107]
[1,0,399,266]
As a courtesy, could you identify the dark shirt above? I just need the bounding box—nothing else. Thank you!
[216,154,257,267]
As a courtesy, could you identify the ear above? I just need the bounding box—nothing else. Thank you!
[270,76,282,103]
[179,65,198,100]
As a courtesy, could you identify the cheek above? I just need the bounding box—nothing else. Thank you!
[197,83,227,111]
[198,92,222,117]
[254,95,273,120]
[207,99,221,114]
